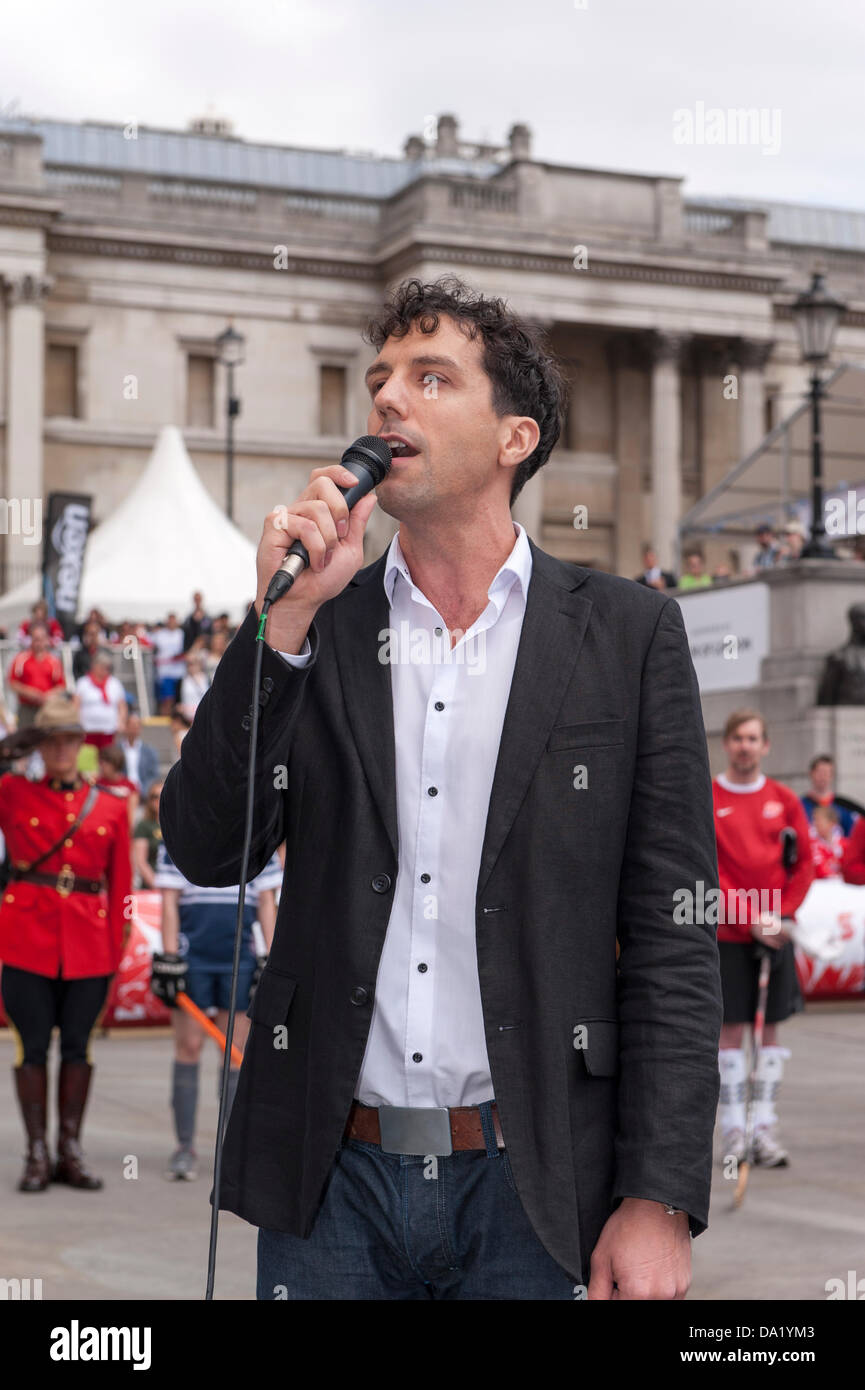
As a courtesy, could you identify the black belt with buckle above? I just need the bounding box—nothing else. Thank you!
[9,867,106,898]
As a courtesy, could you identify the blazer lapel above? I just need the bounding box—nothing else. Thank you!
[476,542,593,899]
[333,553,399,863]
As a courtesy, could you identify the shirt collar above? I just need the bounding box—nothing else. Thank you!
[383,521,532,609]
[716,772,767,794]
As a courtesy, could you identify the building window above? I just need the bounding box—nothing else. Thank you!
[44,344,79,417]
[187,354,215,428]
[764,384,780,435]
[319,364,347,436]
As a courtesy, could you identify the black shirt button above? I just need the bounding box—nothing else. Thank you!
[350,986,368,1006]
[434,702,444,711]
[371,874,392,893]
[427,786,438,797]
[412,1052,423,1063]
[262,676,274,693]
[420,873,431,883]
[241,715,251,732]
[417,963,428,973]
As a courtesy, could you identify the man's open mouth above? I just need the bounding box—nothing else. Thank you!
[380,434,420,459]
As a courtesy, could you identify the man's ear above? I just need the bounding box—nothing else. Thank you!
[499,415,540,469]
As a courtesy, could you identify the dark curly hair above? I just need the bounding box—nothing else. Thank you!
[364,276,568,504]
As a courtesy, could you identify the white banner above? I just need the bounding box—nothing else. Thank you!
[792,877,865,998]
[676,582,770,693]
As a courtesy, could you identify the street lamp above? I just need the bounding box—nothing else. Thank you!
[791,271,846,559]
[216,323,245,521]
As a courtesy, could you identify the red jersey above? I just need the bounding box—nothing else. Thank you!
[9,650,65,706]
[809,826,846,880]
[842,817,865,884]
[0,774,131,979]
[712,774,815,944]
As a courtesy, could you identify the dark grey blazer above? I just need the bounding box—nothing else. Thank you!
[160,540,722,1285]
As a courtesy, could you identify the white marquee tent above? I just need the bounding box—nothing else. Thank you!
[0,426,258,628]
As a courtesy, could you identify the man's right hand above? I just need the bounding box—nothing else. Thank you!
[255,464,379,652]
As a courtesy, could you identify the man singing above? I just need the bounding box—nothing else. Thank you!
[161,276,722,1300]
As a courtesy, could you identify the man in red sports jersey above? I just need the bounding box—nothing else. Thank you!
[713,709,814,1168]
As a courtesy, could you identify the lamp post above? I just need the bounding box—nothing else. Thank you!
[791,271,846,559]
[216,324,245,521]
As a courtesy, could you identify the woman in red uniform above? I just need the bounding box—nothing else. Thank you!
[0,693,131,1192]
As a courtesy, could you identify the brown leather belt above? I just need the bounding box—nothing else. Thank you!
[345,1100,505,1152]
[9,868,106,898]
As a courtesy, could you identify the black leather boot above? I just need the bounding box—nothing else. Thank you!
[52,1061,103,1190]
[14,1064,51,1192]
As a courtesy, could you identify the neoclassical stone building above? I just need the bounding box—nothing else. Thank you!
[2,110,864,598]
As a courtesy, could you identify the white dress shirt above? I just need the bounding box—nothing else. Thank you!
[276,522,532,1108]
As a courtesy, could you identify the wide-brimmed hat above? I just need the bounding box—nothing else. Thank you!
[34,692,85,737]
[0,692,84,764]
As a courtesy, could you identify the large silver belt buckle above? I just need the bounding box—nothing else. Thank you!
[378,1106,453,1156]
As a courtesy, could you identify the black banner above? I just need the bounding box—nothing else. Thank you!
[41,492,92,639]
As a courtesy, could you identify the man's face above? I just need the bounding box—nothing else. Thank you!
[723,719,768,777]
[31,626,48,655]
[41,733,83,779]
[757,529,772,549]
[127,714,141,740]
[811,760,834,795]
[644,550,657,569]
[364,316,527,522]
[687,554,702,575]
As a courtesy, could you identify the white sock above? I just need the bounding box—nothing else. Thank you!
[718,1049,747,1133]
[753,1046,790,1128]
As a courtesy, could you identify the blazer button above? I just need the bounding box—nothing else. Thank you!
[350,986,368,1006]
[259,689,270,707]
[371,874,392,893]
[241,715,251,732]
[262,676,274,693]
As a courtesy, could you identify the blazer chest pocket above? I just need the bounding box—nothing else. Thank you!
[547,718,625,752]
[573,1018,619,1076]
[247,968,297,1025]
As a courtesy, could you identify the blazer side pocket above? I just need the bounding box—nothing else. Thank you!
[573,1017,619,1076]
[247,968,297,1025]
[547,719,625,752]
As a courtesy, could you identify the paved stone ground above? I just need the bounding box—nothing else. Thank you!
[1,1003,862,1301]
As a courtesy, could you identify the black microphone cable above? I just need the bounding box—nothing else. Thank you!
[205,434,391,1299]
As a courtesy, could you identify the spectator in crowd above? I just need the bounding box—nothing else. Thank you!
[152,614,186,715]
[779,521,806,564]
[96,742,140,831]
[8,622,66,727]
[677,551,712,590]
[169,705,192,760]
[75,608,110,642]
[211,612,232,638]
[133,780,164,889]
[711,563,733,585]
[841,811,865,883]
[809,804,847,880]
[178,653,209,720]
[205,630,229,679]
[182,592,212,652]
[16,599,64,647]
[634,545,676,591]
[76,650,128,749]
[801,754,859,838]
[750,522,782,574]
[118,710,160,795]
[72,620,104,681]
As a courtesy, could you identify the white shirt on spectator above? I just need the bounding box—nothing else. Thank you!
[75,673,126,735]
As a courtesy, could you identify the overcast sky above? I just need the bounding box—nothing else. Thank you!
[2,0,863,209]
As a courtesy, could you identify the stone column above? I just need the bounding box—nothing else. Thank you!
[734,338,774,461]
[609,334,648,579]
[3,274,51,588]
[649,331,689,573]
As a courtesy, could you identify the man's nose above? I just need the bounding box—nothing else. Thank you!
[372,373,409,418]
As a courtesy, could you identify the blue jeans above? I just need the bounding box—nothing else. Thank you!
[257,1101,576,1300]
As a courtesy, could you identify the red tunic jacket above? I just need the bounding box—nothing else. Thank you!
[0,775,131,979]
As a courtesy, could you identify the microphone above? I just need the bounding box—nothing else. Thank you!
[263,435,392,607]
